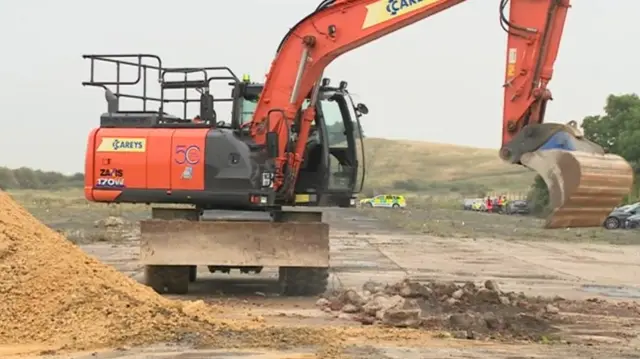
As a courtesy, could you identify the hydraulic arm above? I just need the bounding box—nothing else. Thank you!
[248,0,633,228]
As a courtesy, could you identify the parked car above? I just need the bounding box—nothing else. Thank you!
[463,198,484,210]
[472,200,486,211]
[505,200,530,215]
[359,194,406,209]
[625,213,640,229]
[603,202,640,229]
[614,204,634,212]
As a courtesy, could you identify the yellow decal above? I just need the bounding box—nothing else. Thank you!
[508,48,517,64]
[295,194,310,203]
[97,137,146,153]
[362,0,440,29]
[507,48,517,77]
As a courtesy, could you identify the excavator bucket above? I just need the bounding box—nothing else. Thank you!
[521,150,634,229]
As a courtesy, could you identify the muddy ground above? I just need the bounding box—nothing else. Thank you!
[8,192,640,358]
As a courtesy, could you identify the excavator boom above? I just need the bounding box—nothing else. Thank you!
[249,0,633,228]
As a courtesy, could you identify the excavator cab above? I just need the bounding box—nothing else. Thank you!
[231,77,366,208]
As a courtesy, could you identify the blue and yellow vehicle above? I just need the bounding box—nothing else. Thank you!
[359,194,406,209]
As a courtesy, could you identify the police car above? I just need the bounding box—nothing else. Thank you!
[359,194,406,209]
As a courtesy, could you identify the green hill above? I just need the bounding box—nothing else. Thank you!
[361,138,535,196]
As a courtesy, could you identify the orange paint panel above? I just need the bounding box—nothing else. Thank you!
[84,128,99,202]
[146,129,174,189]
[93,128,150,191]
[170,129,208,191]
[92,190,123,202]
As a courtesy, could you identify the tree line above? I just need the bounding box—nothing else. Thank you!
[528,93,640,214]
[0,167,84,190]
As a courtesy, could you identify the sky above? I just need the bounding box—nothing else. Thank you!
[1,0,638,174]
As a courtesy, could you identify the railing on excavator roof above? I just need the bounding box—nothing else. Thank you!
[81,54,240,121]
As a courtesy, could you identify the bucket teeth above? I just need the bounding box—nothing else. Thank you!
[520,149,634,229]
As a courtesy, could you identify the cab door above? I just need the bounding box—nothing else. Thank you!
[318,94,358,192]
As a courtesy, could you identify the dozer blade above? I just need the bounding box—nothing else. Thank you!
[521,150,634,229]
[140,219,330,267]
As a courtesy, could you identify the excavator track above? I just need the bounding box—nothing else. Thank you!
[521,150,634,229]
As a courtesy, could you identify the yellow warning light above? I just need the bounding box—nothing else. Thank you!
[242,74,250,82]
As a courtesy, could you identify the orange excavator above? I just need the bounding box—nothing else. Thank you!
[82,0,633,295]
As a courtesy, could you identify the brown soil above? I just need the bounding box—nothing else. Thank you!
[0,191,342,354]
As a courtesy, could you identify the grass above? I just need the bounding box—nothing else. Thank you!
[360,138,535,197]
[8,188,637,246]
[355,138,639,244]
[8,188,149,244]
[361,202,640,245]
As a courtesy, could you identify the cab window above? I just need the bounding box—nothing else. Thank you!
[241,98,311,126]
[322,99,347,148]
[240,97,258,125]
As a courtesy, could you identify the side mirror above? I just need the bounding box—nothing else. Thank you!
[356,103,369,115]
[266,132,279,159]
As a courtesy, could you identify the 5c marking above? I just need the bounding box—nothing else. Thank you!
[175,145,201,165]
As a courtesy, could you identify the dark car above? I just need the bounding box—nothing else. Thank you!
[603,202,640,229]
[505,200,530,215]
[625,213,640,229]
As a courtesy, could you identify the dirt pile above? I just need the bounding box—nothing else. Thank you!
[319,278,565,340]
[0,191,212,348]
[0,192,339,353]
